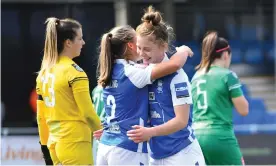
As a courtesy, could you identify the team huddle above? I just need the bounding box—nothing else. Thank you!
[36,6,249,166]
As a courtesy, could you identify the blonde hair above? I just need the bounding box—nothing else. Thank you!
[136,6,175,47]
[40,17,59,72]
[40,17,81,73]
[98,25,136,87]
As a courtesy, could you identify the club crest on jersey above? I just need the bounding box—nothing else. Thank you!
[72,64,84,72]
[156,80,163,93]
[149,92,155,100]
[175,82,189,98]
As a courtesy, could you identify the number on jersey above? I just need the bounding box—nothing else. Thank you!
[93,92,105,120]
[196,80,208,109]
[41,72,55,107]
[106,95,116,124]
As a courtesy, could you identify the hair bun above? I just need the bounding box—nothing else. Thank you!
[142,6,162,26]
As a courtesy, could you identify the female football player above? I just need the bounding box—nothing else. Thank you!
[95,23,193,165]
[191,31,249,165]
[36,17,101,165]
[127,6,206,165]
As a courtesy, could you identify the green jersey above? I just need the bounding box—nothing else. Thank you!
[92,85,105,121]
[191,66,243,134]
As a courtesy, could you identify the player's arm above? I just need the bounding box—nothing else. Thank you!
[146,105,190,137]
[227,72,249,116]
[36,87,53,165]
[151,45,193,80]
[127,71,192,142]
[36,88,49,145]
[125,46,193,89]
[149,76,192,136]
[69,67,102,132]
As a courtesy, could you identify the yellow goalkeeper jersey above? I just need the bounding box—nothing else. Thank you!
[36,55,101,145]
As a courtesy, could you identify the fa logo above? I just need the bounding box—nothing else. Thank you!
[157,80,163,93]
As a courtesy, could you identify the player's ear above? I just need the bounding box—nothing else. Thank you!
[65,39,72,48]
[222,51,228,60]
[127,42,135,50]
[160,42,168,51]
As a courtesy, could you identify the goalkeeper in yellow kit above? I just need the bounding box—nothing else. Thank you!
[36,17,102,165]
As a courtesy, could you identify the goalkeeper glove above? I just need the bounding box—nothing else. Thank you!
[39,142,53,165]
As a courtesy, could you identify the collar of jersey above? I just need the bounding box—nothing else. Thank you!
[210,65,223,69]
[115,59,136,65]
[59,55,74,63]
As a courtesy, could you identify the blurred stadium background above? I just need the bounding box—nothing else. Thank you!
[1,0,276,165]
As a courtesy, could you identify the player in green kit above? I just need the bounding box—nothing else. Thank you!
[191,31,249,165]
[91,85,105,164]
[92,85,105,120]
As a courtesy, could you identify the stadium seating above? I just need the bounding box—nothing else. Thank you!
[240,26,258,41]
[265,41,275,62]
[244,41,264,64]
[262,112,276,124]
[232,92,276,134]
[241,84,249,96]
[231,48,243,64]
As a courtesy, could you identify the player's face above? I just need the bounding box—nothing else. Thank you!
[71,28,85,58]
[127,34,139,61]
[136,35,166,64]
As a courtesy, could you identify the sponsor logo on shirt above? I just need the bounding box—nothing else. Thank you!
[175,86,188,92]
[150,110,161,119]
[174,82,189,98]
[107,123,120,133]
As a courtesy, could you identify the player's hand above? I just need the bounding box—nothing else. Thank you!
[127,125,153,143]
[93,129,103,140]
[176,45,193,57]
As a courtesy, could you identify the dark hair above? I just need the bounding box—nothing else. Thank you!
[196,31,231,73]
[40,17,81,72]
[98,25,136,87]
[136,6,174,47]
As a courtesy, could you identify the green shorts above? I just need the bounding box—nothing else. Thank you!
[195,131,244,165]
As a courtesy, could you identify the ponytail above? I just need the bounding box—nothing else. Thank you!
[98,33,113,87]
[40,17,59,73]
[196,32,218,73]
[97,26,136,87]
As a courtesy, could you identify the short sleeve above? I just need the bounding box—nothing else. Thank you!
[124,64,155,88]
[170,69,193,106]
[226,71,243,98]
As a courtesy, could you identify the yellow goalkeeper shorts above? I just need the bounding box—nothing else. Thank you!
[48,141,93,165]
